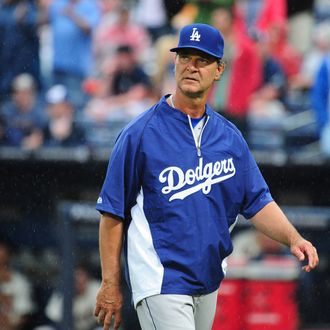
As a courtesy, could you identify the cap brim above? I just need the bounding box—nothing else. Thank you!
[170,46,222,59]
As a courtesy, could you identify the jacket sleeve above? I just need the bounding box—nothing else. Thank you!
[96,129,142,220]
[239,142,273,219]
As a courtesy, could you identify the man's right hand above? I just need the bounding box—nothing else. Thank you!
[94,281,123,330]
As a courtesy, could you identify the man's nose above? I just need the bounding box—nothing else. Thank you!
[186,59,198,71]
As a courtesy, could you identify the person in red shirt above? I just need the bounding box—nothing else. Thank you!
[234,0,287,40]
[208,6,262,136]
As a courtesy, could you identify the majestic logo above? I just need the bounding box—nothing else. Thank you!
[159,158,236,201]
[190,28,201,42]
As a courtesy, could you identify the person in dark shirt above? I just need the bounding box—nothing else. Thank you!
[84,44,153,121]
[1,73,45,149]
[0,0,41,102]
[43,84,85,147]
[249,34,287,108]
[110,45,151,96]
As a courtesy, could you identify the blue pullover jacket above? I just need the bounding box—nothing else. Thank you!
[96,95,273,306]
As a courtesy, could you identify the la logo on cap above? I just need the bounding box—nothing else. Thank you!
[190,28,201,42]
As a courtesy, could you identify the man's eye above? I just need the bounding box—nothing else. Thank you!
[198,58,209,65]
[180,55,189,61]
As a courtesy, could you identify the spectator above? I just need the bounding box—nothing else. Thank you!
[266,21,302,80]
[85,45,153,122]
[163,0,187,24]
[43,84,86,147]
[152,33,178,97]
[290,22,330,91]
[245,35,288,152]
[133,0,177,42]
[110,45,151,97]
[239,8,301,90]
[0,241,35,330]
[45,265,100,330]
[94,0,123,46]
[286,22,330,114]
[248,34,287,118]
[0,73,45,150]
[40,0,101,110]
[313,0,330,22]
[98,0,122,24]
[287,0,314,55]
[311,53,330,158]
[94,4,151,76]
[234,0,287,41]
[0,0,41,102]
[208,6,262,136]
[186,0,234,24]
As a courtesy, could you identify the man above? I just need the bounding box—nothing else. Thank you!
[94,23,319,330]
[1,73,45,149]
[39,0,100,109]
[0,0,41,101]
[209,6,262,136]
[45,265,100,330]
[0,241,35,329]
[43,84,86,147]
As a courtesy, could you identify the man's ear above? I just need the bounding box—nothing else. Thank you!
[214,62,225,81]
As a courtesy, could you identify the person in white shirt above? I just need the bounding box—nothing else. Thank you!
[46,265,100,330]
[0,241,35,330]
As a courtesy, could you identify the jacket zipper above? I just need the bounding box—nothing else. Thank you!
[187,115,210,156]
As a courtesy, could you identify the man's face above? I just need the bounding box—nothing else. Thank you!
[13,89,35,112]
[174,49,223,98]
[116,51,134,71]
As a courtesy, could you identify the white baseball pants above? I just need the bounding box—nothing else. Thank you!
[136,290,218,330]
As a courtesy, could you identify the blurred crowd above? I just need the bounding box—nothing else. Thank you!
[0,0,330,158]
[0,239,103,330]
[1,0,330,329]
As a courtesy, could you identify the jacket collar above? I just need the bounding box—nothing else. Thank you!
[160,95,214,122]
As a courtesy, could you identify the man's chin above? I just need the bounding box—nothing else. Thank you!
[180,84,201,96]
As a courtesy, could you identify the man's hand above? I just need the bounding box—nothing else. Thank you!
[96,214,124,328]
[94,281,123,330]
[290,238,319,272]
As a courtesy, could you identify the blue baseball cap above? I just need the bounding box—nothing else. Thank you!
[170,23,224,59]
